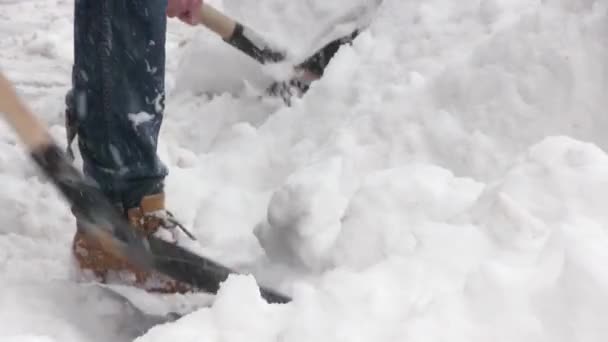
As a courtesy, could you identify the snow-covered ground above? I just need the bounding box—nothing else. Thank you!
[1,0,608,341]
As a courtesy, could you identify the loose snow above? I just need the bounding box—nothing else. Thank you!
[1,0,608,341]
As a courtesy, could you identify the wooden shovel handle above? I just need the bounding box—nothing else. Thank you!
[199,3,237,39]
[0,73,51,150]
[198,3,286,64]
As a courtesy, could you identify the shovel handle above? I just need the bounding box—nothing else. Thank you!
[0,73,52,150]
[199,3,286,64]
[199,2,237,39]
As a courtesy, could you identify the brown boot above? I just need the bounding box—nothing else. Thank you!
[72,193,195,294]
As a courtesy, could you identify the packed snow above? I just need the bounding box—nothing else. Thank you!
[1,0,608,341]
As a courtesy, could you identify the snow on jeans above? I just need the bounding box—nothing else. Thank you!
[66,0,169,209]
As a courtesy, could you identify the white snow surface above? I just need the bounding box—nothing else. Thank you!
[1,0,608,341]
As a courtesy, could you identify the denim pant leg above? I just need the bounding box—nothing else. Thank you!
[68,0,169,209]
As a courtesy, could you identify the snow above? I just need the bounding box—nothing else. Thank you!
[128,112,155,128]
[1,0,608,341]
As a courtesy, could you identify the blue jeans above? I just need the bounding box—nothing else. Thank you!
[66,0,169,209]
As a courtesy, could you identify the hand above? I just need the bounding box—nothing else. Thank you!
[167,0,203,26]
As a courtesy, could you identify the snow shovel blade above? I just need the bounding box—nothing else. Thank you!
[147,236,292,304]
[35,143,292,304]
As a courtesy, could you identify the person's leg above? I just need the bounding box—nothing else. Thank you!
[68,0,168,206]
[67,0,190,292]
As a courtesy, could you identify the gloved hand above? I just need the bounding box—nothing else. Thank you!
[167,0,203,25]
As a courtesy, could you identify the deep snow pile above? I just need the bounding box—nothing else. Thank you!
[1,0,608,341]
